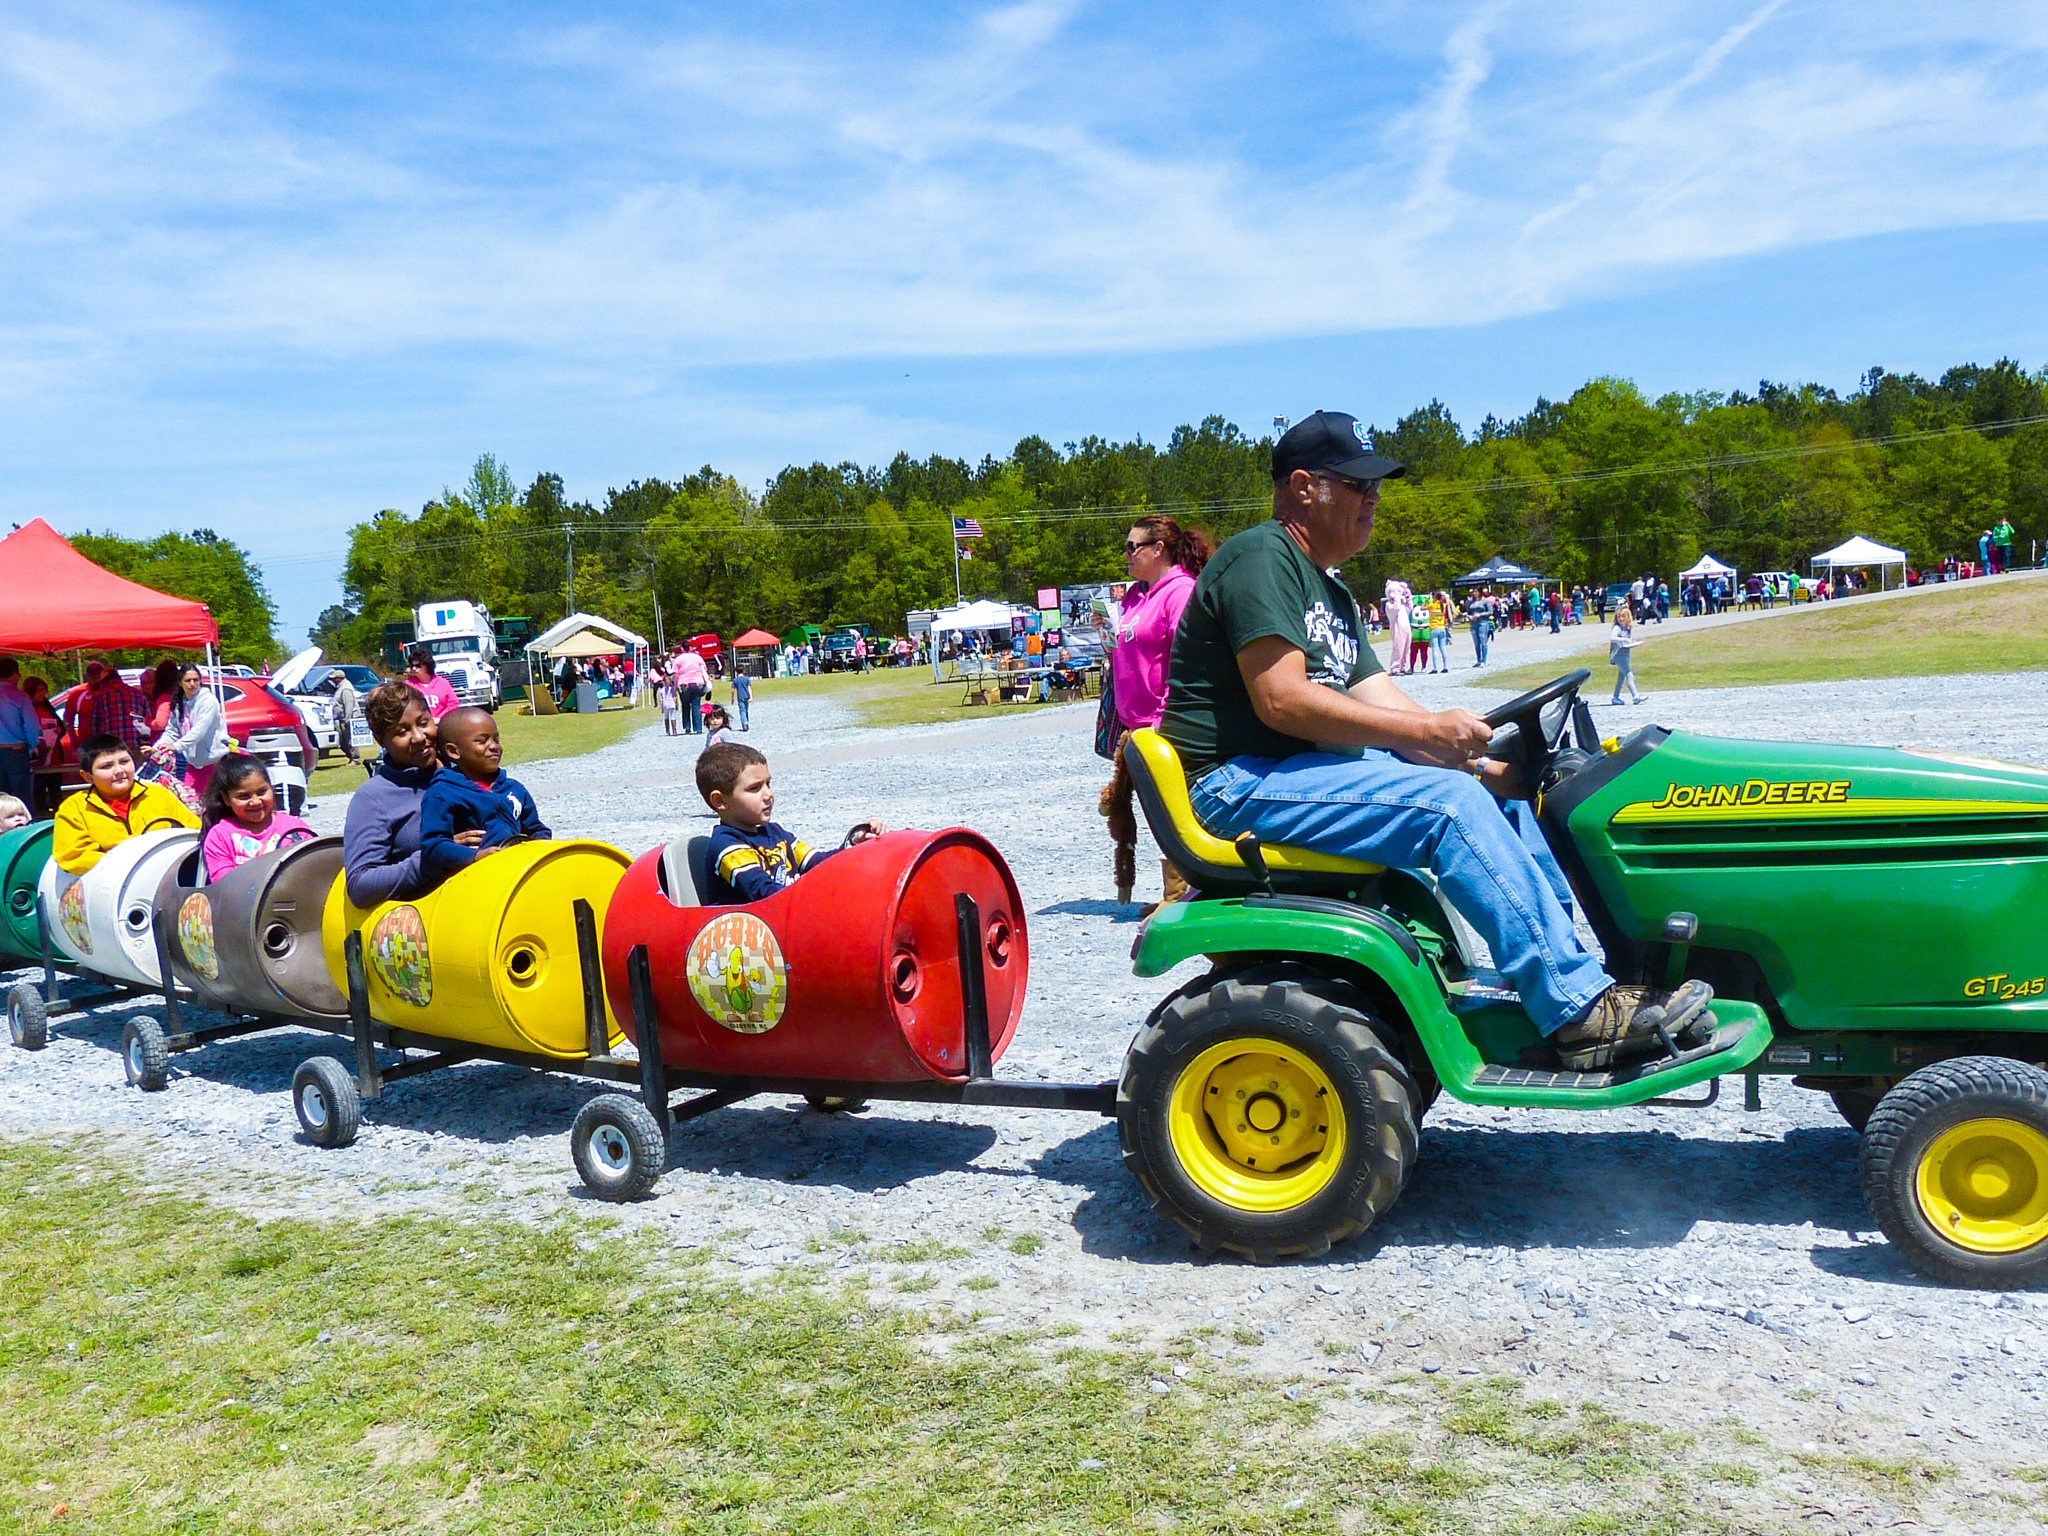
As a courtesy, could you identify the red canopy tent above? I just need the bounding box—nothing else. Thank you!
[732,628,780,648]
[0,519,219,654]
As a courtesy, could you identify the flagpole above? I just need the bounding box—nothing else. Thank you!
[952,525,962,605]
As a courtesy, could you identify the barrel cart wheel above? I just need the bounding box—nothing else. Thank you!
[292,1056,362,1149]
[1117,967,1418,1264]
[804,1095,870,1114]
[1861,1057,2048,1289]
[572,1094,667,1203]
[121,1016,169,1092]
[8,982,47,1051]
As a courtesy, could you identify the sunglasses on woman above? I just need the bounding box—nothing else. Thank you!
[1122,538,1160,555]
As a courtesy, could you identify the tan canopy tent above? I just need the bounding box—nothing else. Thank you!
[523,612,650,710]
[546,630,628,659]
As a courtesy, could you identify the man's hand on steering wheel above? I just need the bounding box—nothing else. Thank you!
[1409,707,1494,770]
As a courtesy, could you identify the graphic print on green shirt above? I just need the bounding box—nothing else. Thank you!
[1158,519,1383,779]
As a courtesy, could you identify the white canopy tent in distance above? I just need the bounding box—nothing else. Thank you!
[524,612,651,708]
[924,599,1031,680]
[1811,536,1909,591]
[1679,553,1737,583]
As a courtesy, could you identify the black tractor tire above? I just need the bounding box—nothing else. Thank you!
[572,1094,668,1203]
[1860,1057,2048,1289]
[803,1095,869,1114]
[1117,968,1418,1264]
[8,983,48,1051]
[121,1016,170,1092]
[292,1056,362,1149]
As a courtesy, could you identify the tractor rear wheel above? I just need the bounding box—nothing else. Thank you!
[1117,969,1417,1264]
[1860,1057,2048,1289]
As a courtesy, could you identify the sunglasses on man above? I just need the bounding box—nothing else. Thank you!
[1317,469,1383,496]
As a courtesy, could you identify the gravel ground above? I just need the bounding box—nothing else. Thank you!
[9,663,2048,1529]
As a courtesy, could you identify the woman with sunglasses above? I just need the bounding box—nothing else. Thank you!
[1096,515,1214,908]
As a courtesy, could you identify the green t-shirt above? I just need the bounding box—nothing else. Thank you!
[1158,519,1383,778]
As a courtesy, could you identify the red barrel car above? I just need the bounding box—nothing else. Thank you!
[600,829,1028,1084]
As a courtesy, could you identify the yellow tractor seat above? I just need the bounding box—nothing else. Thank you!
[1122,728,1385,899]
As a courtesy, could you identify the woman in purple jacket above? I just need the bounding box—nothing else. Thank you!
[342,682,483,907]
[1096,515,1214,908]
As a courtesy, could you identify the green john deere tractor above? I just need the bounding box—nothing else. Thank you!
[1115,669,2048,1287]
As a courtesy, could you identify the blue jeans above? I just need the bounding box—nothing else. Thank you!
[1471,620,1492,665]
[1191,752,1613,1034]
[736,697,751,729]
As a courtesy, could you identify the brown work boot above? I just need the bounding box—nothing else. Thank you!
[1554,980,1714,1071]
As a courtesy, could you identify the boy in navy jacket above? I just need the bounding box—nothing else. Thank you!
[420,707,550,878]
[696,741,883,904]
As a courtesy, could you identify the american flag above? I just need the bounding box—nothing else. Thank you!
[952,516,983,539]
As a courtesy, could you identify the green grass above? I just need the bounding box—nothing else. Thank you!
[1479,576,2048,694]
[0,1140,1993,1535]
[306,701,651,803]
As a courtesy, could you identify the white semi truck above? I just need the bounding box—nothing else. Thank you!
[414,600,502,709]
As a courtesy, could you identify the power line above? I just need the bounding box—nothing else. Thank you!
[250,410,2048,570]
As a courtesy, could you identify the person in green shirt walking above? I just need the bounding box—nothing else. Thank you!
[1993,518,2015,574]
[1157,411,1711,1070]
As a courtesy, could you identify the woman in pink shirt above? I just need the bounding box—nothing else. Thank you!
[1096,514,1213,908]
[405,649,462,719]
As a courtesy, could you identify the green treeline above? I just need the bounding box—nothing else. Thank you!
[68,529,280,666]
[324,361,2048,659]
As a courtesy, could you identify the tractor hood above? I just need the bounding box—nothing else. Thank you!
[1550,726,2048,1034]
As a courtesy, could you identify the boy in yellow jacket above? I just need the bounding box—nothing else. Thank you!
[53,734,199,874]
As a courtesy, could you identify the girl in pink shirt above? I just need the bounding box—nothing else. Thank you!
[200,754,316,881]
[1096,515,1214,908]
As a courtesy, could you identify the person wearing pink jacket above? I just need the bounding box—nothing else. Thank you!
[1096,515,1214,909]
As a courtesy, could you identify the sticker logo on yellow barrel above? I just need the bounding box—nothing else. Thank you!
[369,905,433,1008]
[58,880,90,954]
[178,893,218,980]
[686,912,788,1034]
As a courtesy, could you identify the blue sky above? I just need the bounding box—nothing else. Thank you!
[5,1,2046,647]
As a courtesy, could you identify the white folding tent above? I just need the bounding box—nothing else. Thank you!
[926,599,1031,679]
[927,599,1029,634]
[523,612,651,707]
[1679,554,1736,580]
[1811,536,1908,591]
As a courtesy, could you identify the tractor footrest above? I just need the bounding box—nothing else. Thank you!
[1477,1020,1754,1093]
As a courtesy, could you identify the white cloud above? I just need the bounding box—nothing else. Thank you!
[2,0,2046,390]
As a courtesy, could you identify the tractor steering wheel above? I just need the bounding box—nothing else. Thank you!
[1480,668,1591,795]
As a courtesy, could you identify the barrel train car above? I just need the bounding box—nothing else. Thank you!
[2,818,1107,1202]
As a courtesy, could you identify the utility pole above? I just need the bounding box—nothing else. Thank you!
[565,526,577,614]
[647,558,665,652]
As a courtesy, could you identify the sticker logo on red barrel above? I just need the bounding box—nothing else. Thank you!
[686,912,788,1033]
[58,880,90,954]
[177,893,218,980]
[368,905,433,1008]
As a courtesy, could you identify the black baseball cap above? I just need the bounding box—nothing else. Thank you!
[1271,410,1405,483]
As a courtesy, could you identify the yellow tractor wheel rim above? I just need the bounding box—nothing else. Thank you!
[1167,1038,1346,1213]
[1915,1118,2048,1255]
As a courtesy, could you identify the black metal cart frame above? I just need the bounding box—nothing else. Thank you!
[335,893,1115,1125]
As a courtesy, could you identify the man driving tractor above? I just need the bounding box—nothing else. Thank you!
[1157,410,1711,1070]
